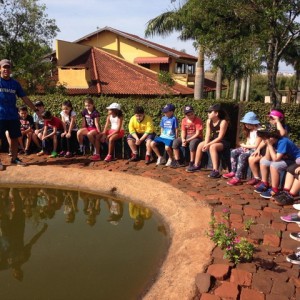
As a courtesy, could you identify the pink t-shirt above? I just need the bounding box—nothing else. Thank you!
[181,116,203,138]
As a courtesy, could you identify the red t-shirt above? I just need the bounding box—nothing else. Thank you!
[181,116,203,138]
[44,116,64,131]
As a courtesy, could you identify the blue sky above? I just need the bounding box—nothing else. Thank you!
[42,0,293,73]
[42,0,198,56]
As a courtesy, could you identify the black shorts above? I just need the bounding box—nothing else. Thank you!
[287,163,300,178]
[0,119,21,139]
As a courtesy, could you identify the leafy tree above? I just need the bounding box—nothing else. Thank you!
[0,0,59,93]
[145,3,205,100]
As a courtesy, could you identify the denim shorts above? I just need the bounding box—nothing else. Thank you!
[0,119,21,139]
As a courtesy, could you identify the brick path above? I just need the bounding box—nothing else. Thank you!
[1,153,299,300]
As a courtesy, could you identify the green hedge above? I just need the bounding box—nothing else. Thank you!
[23,95,300,145]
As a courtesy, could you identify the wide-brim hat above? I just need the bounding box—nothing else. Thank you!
[240,111,260,124]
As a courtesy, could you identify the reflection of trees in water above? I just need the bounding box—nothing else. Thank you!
[0,188,47,281]
[0,186,163,282]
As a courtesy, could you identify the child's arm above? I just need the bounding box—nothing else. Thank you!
[41,126,48,140]
[205,120,228,147]
[67,114,76,138]
[203,119,212,147]
[61,115,67,137]
[266,139,283,161]
[81,115,86,129]
[94,117,101,133]
[273,117,288,137]
[43,126,57,139]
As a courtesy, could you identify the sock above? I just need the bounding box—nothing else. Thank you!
[254,176,260,180]
[272,187,279,193]
[283,188,290,192]
[146,152,151,156]
[133,151,138,155]
[262,181,269,187]
[289,192,297,197]
[79,144,83,151]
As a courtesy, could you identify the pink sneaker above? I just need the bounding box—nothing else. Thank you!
[90,154,100,161]
[227,177,242,186]
[104,154,112,162]
[222,172,235,179]
[246,178,261,186]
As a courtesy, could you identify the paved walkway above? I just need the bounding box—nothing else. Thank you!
[0,153,299,300]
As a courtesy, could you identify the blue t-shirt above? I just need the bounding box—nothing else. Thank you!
[0,77,26,120]
[159,115,178,140]
[275,137,300,159]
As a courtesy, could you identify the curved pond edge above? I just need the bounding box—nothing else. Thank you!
[0,165,213,299]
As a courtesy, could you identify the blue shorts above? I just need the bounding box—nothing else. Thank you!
[153,136,173,147]
[0,119,21,139]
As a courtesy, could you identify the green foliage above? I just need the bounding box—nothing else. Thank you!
[207,209,255,265]
[0,0,59,93]
[22,95,300,145]
[157,71,175,87]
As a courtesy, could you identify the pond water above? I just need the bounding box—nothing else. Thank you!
[0,186,169,300]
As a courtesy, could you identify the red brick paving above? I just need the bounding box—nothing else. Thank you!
[0,153,299,299]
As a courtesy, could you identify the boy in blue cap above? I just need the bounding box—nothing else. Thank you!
[150,104,178,166]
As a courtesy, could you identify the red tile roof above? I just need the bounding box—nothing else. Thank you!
[64,48,195,96]
[75,27,197,61]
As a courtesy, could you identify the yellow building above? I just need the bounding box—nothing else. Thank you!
[53,26,217,96]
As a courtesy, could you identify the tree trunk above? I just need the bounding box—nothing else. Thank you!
[245,75,251,102]
[240,77,246,101]
[296,69,300,104]
[226,79,231,99]
[233,78,239,100]
[216,67,222,100]
[266,39,281,107]
[194,45,204,100]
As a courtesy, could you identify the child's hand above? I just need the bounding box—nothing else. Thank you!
[66,133,71,138]
[135,139,141,146]
[202,145,208,152]
[61,132,66,138]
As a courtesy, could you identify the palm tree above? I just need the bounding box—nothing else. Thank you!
[145,7,205,100]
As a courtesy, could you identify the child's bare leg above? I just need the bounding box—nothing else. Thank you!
[150,141,161,158]
[210,143,223,170]
[108,134,119,156]
[25,132,32,151]
[194,141,205,166]
[52,135,58,152]
[249,156,261,178]
[165,146,173,159]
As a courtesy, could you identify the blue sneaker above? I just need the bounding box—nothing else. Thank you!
[254,183,268,193]
[260,188,273,199]
[208,170,221,178]
[186,164,201,173]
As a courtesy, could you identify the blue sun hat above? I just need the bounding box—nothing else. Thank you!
[240,112,260,124]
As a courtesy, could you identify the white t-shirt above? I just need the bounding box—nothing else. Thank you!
[60,110,78,131]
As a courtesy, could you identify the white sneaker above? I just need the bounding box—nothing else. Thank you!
[0,161,4,171]
[156,156,166,165]
[165,158,173,167]
[293,204,300,210]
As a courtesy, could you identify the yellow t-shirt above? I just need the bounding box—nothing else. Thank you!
[128,115,154,134]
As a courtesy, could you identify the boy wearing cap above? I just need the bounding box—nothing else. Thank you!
[254,124,300,199]
[171,105,203,168]
[150,103,178,166]
[0,59,37,169]
[127,106,156,164]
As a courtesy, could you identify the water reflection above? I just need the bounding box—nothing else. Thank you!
[0,186,167,299]
[0,188,47,281]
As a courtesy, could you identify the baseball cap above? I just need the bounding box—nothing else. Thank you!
[240,112,260,124]
[0,59,12,67]
[206,104,221,112]
[106,103,121,110]
[162,103,175,113]
[184,105,194,114]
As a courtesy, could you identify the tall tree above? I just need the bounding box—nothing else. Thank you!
[0,0,59,93]
[145,3,205,100]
